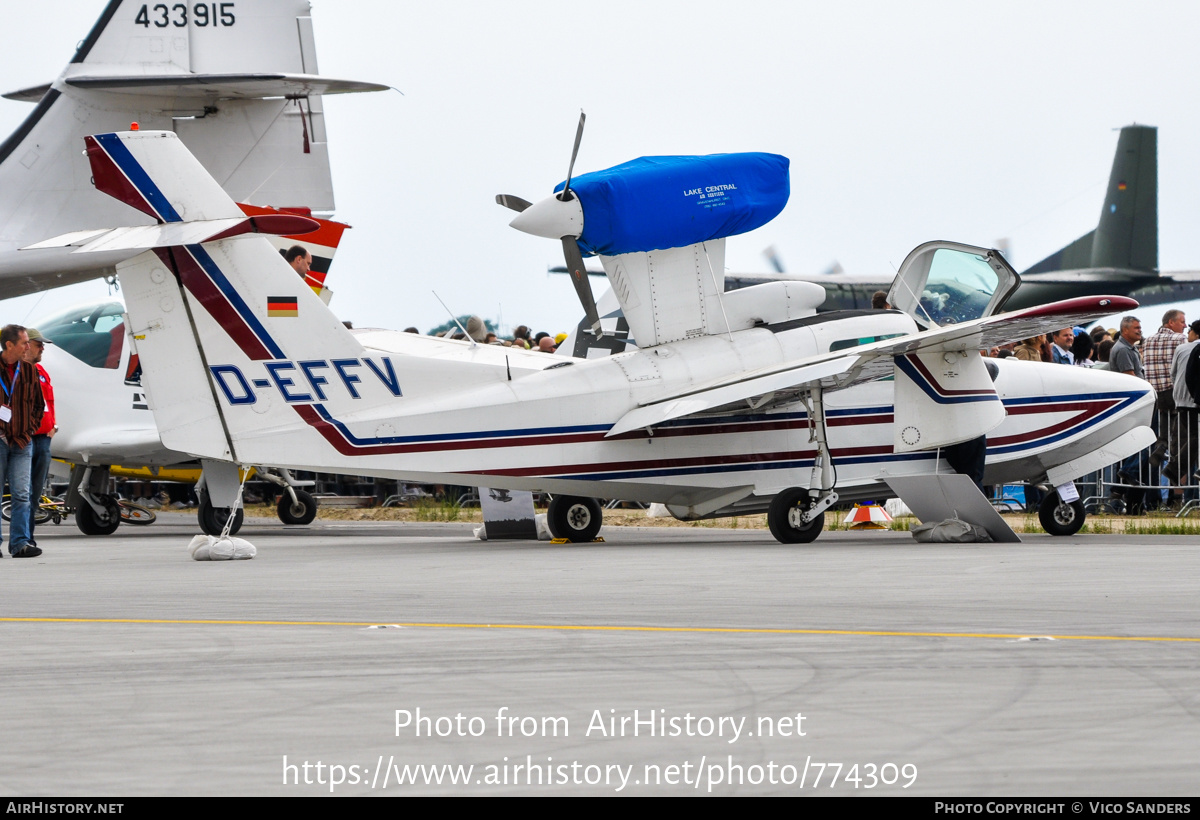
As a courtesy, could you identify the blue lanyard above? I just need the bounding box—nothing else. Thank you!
[1,362,20,402]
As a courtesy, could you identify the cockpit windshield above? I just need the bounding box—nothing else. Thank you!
[886,242,1020,329]
[36,301,125,369]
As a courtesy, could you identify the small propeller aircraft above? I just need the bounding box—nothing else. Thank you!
[27,125,1156,543]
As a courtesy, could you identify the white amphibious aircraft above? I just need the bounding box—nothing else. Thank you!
[29,129,1156,543]
[0,0,384,297]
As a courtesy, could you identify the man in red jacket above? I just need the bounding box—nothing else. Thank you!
[0,324,44,557]
[24,327,56,546]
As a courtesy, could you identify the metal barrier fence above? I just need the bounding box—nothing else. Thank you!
[989,407,1200,517]
[1076,405,1196,516]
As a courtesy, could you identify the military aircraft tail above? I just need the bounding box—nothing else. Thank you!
[1023,124,1157,275]
[0,0,384,299]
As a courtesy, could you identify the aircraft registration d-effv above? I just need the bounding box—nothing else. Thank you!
[33,129,1156,543]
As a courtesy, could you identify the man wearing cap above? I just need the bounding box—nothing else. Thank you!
[0,324,44,557]
[24,328,56,546]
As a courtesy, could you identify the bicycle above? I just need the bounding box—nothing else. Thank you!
[1,494,66,525]
[118,500,156,525]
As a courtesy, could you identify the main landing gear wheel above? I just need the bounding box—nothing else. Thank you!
[1038,490,1086,536]
[547,495,603,542]
[198,497,244,536]
[767,488,825,544]
[277,489,318,525]
[76,496,121,536]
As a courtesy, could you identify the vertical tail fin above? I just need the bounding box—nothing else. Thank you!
[1023,125,1157,274]
[0,0,383,298]
[87,130,367,463]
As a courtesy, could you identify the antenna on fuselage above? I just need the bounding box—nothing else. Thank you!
[432,291,476,348]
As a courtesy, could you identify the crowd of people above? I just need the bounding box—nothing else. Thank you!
[986,309,1200,511]
[407,318,570,353]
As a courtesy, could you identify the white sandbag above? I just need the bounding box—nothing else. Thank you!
[534,513,552,541]
[473,524,488,541]
[884,497,912,518]
[188,534,257,560]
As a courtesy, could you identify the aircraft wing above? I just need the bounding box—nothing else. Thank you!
[23,215,319,255]
[607,295,1137,437]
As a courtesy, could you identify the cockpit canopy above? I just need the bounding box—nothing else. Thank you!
[886,241,1021,329]
[36,301,125,369]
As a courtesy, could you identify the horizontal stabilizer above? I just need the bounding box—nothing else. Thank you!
[22,214,318,254]
[2,83,52,103]
[64,73,388,102]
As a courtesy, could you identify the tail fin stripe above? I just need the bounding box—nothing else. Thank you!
[185,244,286,359]
[295,403,610,456]
[85,134,175,222]
[895,354,1000,403]
[153,246,278,361]
[91,134,182,224]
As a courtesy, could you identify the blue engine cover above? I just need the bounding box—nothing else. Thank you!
[555,152,790,257]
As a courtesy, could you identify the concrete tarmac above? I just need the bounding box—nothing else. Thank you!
[0,511,1197,796]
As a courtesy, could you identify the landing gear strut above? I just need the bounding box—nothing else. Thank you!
[767,387,838,544]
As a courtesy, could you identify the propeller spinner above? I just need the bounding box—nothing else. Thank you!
[496,111,601,335]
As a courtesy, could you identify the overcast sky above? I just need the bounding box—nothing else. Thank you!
[4,0,1200,335]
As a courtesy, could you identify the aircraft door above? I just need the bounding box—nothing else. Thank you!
[886,241,1021,330]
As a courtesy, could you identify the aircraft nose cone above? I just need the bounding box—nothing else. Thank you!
[509,194,584,240]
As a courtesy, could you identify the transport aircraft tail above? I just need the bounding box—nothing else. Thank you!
[1023,124,1157,275]
[0,0,385,297]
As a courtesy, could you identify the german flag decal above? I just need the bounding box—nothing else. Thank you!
[267,296,299,318]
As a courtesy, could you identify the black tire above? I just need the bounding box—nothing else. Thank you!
[76,497,121,536]
[119,501,157,525]
[547,495,603,542]
[198,497,244,536]
[277,489,318,525]
[767,488,825,544]
[1038,490,1086,536]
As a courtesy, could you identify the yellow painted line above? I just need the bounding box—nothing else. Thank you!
[0,617,1197,643]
